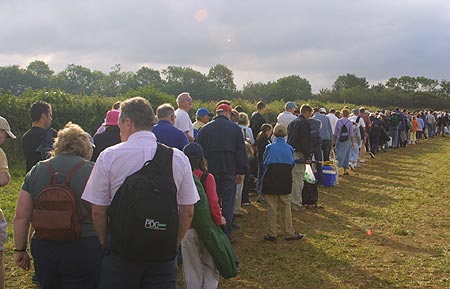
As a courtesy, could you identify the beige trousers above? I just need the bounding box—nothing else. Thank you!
[291,152,306,206]
[266,194,295,238]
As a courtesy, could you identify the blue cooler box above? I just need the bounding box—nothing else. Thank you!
[322,165,336,187]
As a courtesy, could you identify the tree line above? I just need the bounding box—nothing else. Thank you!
[1,61,450,109]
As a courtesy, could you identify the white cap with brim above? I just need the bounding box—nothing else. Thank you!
[0,116,16,139]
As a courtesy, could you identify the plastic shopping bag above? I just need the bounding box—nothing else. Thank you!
[304,164,316,184]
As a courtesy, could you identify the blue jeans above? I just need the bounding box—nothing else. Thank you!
[214,173,237,236]
[427,123,435,137]
[98,251,177,289]
[31,237,102,289]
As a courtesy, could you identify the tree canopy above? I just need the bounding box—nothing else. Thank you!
[1,60,450,110]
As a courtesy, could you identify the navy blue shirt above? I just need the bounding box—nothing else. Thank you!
[152,120,189,151]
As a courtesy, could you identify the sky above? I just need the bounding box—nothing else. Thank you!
[1,0,450,92]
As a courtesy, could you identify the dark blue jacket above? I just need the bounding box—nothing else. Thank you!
[195,115,249,176]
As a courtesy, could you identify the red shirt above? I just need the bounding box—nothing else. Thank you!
[193,169,223,226]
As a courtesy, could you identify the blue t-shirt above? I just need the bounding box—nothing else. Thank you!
[152,120,189,151]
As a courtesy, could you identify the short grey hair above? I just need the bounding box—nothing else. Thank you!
[176,92,190,104]
[119,97,154,130]
[157,103,175,119]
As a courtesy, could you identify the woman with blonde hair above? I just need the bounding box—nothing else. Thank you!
[13,122,101,289]
[333,109,354,176]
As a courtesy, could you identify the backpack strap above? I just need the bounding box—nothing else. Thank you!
[45,161,56,180]
[200,173,208,187]
[66,160,87,184]
[45,160,86,185]
[152,143,174,176]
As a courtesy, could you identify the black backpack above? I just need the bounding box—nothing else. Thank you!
[338,120,349,142]
[302,181,318,206]
[108,143,178,262]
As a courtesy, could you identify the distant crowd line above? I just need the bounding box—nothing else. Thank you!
[0,93,447,289]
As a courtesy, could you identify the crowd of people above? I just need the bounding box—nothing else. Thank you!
[0,94,448,289]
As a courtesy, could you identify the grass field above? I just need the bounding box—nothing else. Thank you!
[1,137,450,288]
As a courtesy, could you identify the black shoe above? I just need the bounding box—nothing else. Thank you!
[369,152,375,158]
[285,232,304,241]
[232,222,241,230]
[264,234,277,242]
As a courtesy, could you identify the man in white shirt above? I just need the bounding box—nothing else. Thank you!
[327,108,339,134]
[277,101,298,128]
[82,97,199,289]
[348,108,366,167]
[174,92,194,142]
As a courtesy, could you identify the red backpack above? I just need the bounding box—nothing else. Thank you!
[32,160,87,241]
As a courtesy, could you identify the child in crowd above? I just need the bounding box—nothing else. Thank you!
[182,143,226,289]
[262,124,303,241]
[255,123,272,203]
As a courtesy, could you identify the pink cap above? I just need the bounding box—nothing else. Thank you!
[103,110,120,126]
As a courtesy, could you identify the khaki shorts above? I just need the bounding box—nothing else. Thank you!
[0,209,7,251]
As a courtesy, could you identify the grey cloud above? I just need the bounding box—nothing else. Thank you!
[1,0,450,91]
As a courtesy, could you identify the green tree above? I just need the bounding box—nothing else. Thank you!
[26,60,54,80]
[26,60,54,89]
[415,76,438,92]
[275,75,312,100]
[439,80,450,98]
[207,64,237,99]
[100,64,137,97]
[0,65,34,95]
[135,66,162,88]
[241,81,277,102]
[333,73,369,91]
[162,66,208,99]
[51,64,94,95]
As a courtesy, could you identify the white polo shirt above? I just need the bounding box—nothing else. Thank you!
[82,131,199,206]
[174,108,194,139]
